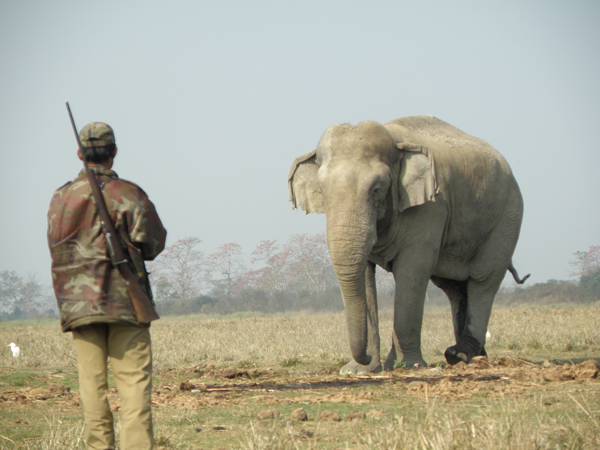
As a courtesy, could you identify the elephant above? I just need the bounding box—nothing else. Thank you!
[288,115,529,374]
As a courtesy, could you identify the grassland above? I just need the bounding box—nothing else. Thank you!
[1,305,599,449]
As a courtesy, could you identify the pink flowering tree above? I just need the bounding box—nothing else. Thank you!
[570,245,600,278]
[246,240,294,292]
[147,237,206,301]
[286,233,337,293]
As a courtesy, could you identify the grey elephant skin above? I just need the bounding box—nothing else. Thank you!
[288,115,528,374]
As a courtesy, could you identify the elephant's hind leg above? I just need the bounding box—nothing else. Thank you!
[444,208,522,364]
[431,277,486,364]
[442,274,503,364]
[430,277,468,343]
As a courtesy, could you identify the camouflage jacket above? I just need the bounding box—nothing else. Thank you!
[47,167,167,332]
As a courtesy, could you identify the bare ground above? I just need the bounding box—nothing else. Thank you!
[2,357,598,411]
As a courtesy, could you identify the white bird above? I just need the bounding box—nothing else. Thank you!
[486,331,492,340]
[8,342,21,358]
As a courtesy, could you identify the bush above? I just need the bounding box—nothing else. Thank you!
[495,279,589,306]
[153,274,599,318]
[155,287,345,316]
[579,268,600,299]
[155,295,217,316]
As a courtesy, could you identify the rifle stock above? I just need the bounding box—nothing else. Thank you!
[65,102,159,323]
[119,265,160,323]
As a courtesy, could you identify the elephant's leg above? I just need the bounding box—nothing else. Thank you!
[430,276,487,359]
[384,249,436,370]
[431,277,467,343]
[340,262,382,375]
[431,276,483,364]
[444,274,503,364]
[444,213,522,364]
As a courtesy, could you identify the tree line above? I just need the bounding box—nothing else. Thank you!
[147,233,343,315]
[1,242,599,320]
[492,245,600,307]
[147,238,600,314]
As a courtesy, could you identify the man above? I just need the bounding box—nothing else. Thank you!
[47,122,167,450]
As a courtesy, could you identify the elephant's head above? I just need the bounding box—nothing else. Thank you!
[288,120,438,365]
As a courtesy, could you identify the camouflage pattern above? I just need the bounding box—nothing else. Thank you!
[47,167,167,332]
[79,122,115,147]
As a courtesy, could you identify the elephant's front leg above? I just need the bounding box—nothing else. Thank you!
[340,262,382,375]
[384,253,432,370]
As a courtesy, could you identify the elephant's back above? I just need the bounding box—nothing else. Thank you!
[387,115,515,185]
[387,116,494,155]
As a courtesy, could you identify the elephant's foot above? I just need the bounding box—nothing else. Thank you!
[383,352,396,371]
[383,349,427,371]
[445,335,482,365]
[340,358,382,376]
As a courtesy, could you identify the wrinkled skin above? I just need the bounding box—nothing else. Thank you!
[288,116,527,374]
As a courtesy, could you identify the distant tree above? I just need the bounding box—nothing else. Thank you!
[147,237,206,302]
[246,240,293,293]
[570,245,600,299]
[0,271,22,312]
[579,268,600,299]
[570,245,600,278]
[205,242,246,297]
[20,273,44,311]
[287,233,337,293]
[0,271,52,317]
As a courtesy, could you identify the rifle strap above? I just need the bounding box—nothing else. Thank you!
[99,175,118,191]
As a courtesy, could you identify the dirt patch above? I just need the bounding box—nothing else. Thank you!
[1,357,598,410]
[148,357,600,408]
[0,383,78,408]
[395,357,600,399]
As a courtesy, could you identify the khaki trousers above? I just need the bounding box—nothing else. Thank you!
[72,323,154,450]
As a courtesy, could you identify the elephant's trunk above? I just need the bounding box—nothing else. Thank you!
[327,210,377,366]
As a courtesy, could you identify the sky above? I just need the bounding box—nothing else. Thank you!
[1,1,599,289]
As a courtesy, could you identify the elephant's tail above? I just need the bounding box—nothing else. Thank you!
[508,263,530,284]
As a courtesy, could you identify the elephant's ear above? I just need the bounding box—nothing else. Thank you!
[288,150,325,214]
[397,143,439,212]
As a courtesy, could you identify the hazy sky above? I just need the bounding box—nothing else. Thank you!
[1,1,598,288]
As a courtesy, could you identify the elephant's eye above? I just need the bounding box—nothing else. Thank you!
[373,187,380,196]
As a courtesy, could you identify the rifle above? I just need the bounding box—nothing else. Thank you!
[65,102,159,323]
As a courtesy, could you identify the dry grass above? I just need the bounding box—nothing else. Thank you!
[1,305,600,449]
[241,395,600,450]
[3,307,599,369]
